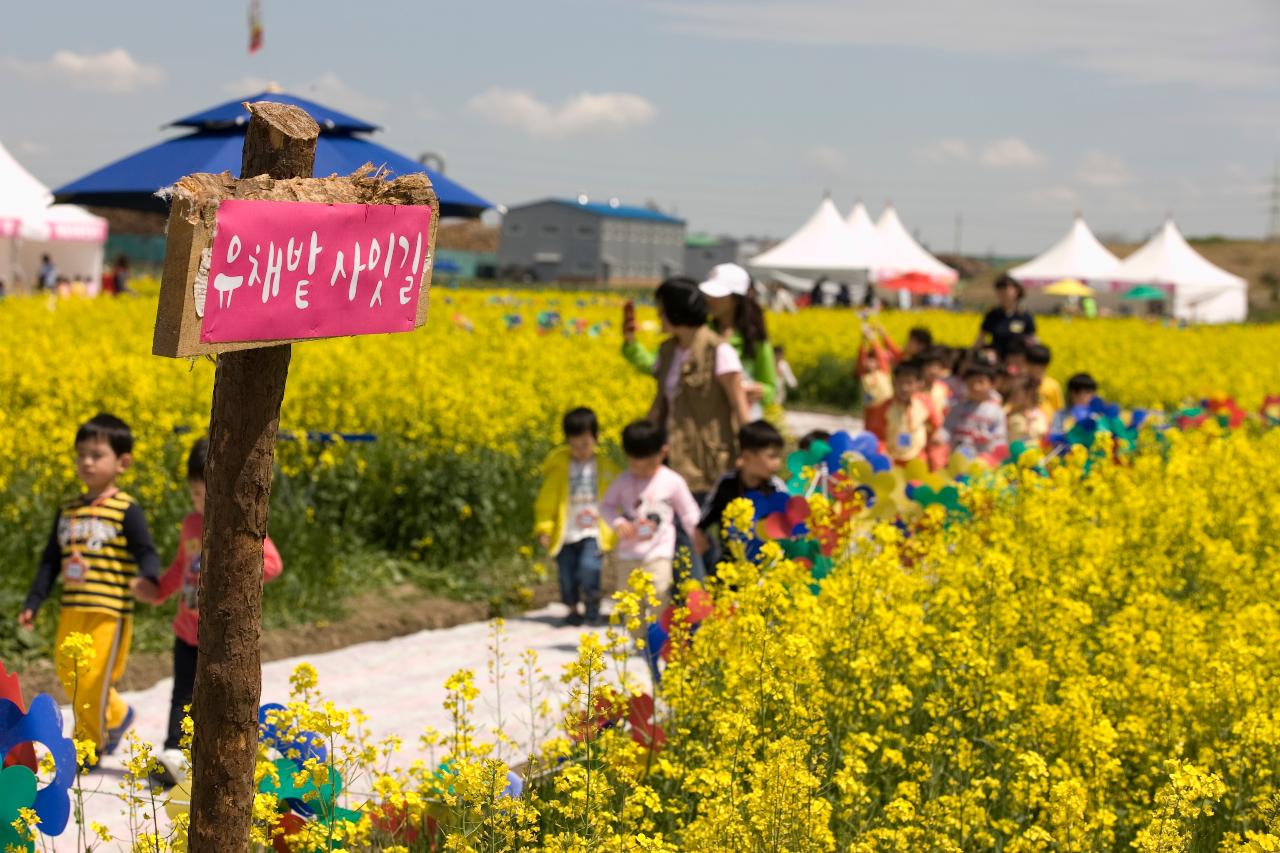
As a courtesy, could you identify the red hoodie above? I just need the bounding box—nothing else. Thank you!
[155,512,283,646]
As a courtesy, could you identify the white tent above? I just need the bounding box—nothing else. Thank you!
[0,141,107,293]
[844,200,880,249]
[1007,215,1121,285]
[1112,219,1248,324]
[749,196,882,287]
[873,204,958,284]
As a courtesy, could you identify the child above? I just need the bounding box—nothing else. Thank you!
[131,438,282,786]
[601,420,701,603]
[695,420,789,564]
[798,430,831,452]
[533,408,619,627]
[904,326,934,361]
[1026,344,1064,419]
[856,321,901,407]
[865,361,937,466]
[1005,377,1049,445]
[19,414,160,768]
[943,364,1009,458]
[922,346,954,420]
[1004,338,1029,377]
[919,347,953,470]
[773,345,799,406]
[1050,373,1099,436]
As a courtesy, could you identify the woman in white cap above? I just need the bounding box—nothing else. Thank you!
[623,263,778,421]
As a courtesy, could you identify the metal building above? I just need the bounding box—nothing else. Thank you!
[683,234,741,282]
[497,198,686,285]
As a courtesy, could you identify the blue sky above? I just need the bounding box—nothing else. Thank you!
[2,0,1277,254]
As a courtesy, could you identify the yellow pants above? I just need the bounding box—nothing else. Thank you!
[55,609,132,751]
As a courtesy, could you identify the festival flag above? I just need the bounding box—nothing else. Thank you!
[249,0,264,54]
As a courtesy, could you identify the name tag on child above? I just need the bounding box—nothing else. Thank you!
[64,553,88,585]
[897,432,913,449]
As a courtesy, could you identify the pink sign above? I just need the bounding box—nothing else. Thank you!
[201,199,433,343]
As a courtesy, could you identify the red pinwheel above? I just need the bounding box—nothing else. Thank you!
[762,495,810,541]
[569,692,625,743]
[657,588,714,633]
[0,665,36,771]
[626,694,667,751]
[370,800,423,845]
[271,812,308,853]
[1205,397,1246,429]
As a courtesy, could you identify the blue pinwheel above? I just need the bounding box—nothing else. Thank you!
[0,694,77,841]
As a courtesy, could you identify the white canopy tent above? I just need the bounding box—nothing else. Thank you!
[1007,215,1121,285]
[1112,219,1247,324]
[873,204,958,285]
[0,141,107,293]
[750,196,883,290]
[844,201,880,250]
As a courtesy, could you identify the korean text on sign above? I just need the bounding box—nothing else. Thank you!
[201,199,433,343]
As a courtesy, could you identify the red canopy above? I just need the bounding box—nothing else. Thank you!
[878,272,951,296]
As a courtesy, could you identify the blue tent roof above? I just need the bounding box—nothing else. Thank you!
[54,94,491,217]
[169,92,379,133]
[548,198,683,224]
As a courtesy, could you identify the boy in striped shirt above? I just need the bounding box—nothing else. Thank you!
[19,413,159,768]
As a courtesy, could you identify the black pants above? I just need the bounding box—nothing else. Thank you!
[166,638,198,751]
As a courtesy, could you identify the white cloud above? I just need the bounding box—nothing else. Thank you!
[652,0,1280,90]
[16,140,47,156]
[916,138,970,163]
[4,48,163,94]
[221,75,272,96]
[466,89,656,139]
[979,137,1045,168]
[1075,150,1133,187]
[805,144,849,175]
[221,73,385,117]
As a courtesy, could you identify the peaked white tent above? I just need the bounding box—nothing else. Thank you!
[1007,215,1121,285]
[0,141,107,293]
[844,201,879,247]
[1113,219,1247,324]
[750,196,882,286]
[873,204,958,285]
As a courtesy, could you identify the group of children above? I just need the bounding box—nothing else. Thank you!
[535,409,788,625]
[20,414,281,786]
[26,322,1094,785]
[859,321,1099,466]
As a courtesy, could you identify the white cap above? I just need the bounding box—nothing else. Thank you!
[698,263,751,298]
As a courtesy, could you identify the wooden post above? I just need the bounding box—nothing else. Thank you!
[187,102,319,852]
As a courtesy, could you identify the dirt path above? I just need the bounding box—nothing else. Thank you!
[48,409,864,849]
[64,605,625,849]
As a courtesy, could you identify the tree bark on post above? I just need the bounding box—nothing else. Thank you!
[187,102,319,852]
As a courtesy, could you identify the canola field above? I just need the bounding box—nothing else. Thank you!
[58,429,1280,853]
[3,287,1280,655]
[5,286,1280,850]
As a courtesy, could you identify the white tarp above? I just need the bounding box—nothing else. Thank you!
[1008,215,1121,285]
[0,141,107,293]
[873,204,958,285]
[1112,219,1248,324]
[749,196,882,282]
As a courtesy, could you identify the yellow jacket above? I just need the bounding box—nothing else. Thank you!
[533,446,620,555]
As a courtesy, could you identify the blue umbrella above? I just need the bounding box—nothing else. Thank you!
[54,92,491,218]
[170,92,378,133]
